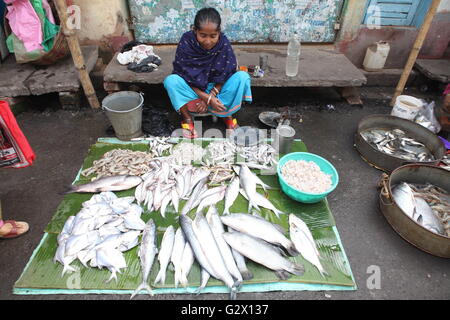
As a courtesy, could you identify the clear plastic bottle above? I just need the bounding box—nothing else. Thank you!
[285,32,301,77]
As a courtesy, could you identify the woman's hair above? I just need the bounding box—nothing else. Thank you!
[193,7,221,31]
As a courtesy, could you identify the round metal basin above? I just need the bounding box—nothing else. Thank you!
[379,164,450,258]
[354,114,445,173]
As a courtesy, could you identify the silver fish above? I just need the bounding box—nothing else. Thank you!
[54,240,77,276]
[154,225,175,285]
[240,189,284,219]
[195,268,211,295]
[131,219,158,298]
[289,214,327,278]
[392,183,417,220]
[171,188,180,213]
[415,197,445,235]
[192,213,240,300]
[65,230,101,257]
[227,227,253,280]
[238,165,259,212]
[206,207,243,284]
[179,242,195,288]
[96,247,127,283]
[196,188,226,213]
[64,175,142,194]
[179,215,221,292]
[180,177,208,215]
[171,227,186,288]
[223,177,240,215]
[223,231,304,280]
[221,214,298,256]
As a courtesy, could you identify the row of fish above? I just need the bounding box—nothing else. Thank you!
[361,128,435,162]
[392,182,450,237]
[130,208,327,299]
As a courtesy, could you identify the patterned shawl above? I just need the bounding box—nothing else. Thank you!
[173,30,237,91]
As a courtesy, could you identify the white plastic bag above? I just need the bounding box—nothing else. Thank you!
[414,100,441,134]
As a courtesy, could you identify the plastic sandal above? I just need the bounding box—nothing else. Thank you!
[181,122,199,139]
[224,118,239,130]
[0,220,29,239]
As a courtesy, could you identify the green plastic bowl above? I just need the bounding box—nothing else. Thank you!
[277,152,339,204]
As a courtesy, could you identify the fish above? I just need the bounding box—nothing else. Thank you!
[180,177,208,215]
[63,175,143,194]
[96,247,127,283]
[240,189,284,219]
[227,227,253,280]
[53,240,77,276]
[179,215,221,292]
[131,219,158,299]
[195,269,211,295]
[206,206,243,284]
[196,188,226,213]
[170,227,186,288]
[65,230,101,257]
[154,225,175,285]
[233,166,273,192]
[289,214,327,278]
[392,183,417,220]
[223,231,304,280]
[179,242,195,288]
[171,188,180,213]
[238,165,259,213]
[122,213,146,231]
[223,177,240,215]
[159,190,172,218]
[415,197,445,235]
[221,214,298,256]
[192,213,240,300]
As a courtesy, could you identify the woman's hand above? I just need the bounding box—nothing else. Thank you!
[209,96,226,112]
[196,99,208,113]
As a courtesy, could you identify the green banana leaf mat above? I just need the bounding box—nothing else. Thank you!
[14,138,356,295]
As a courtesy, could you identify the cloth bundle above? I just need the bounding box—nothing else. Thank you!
[0,100,35,169]
[117,41,162,73]
[5,0,59,63]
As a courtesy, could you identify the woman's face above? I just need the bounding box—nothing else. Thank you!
[195,22,220,51]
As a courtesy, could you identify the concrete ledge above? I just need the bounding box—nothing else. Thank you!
[104,45,367,88]
[361,69,418,87]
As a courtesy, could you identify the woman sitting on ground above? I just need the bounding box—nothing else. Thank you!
[164,7,252,139]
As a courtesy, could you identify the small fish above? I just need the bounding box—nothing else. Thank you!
[228,227,253,280]
[154,226,175,285]
[131,219,158,299]
[223,231,304,280]
[96,247,127,283]
[223,177,240,215]
[65,231,101,257]
[196,188,226,213]
[180,177,207,216]
[238,165,259,213]
[63,175,142,194]
[240,189,284,219]
[54,240,77,276]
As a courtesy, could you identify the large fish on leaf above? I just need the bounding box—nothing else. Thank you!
[131,219,158,299]
[64,175,143,194]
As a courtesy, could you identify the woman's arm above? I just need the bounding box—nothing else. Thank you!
[190,86,226,112]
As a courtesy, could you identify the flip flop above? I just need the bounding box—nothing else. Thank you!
[224,118,239,130]
[0,220,29,239]
[181,122,199,139]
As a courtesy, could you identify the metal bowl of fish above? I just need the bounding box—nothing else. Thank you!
[354,115,445,173]
[379,164,450,258]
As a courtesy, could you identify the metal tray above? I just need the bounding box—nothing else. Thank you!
[379,164,450,258]
[354,114,445,173]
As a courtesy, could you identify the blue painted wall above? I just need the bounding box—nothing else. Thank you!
[363,0,432,27]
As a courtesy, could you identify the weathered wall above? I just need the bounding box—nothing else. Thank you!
[336,0,450,69]
[72,0,133,59]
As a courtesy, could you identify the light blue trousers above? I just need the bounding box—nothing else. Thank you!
[163,71,252,118]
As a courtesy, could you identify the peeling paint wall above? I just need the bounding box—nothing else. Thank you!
[72,0,133,55]
[129,0,345,43]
